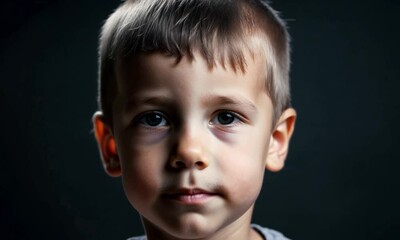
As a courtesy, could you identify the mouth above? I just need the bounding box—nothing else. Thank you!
[162,188,219,204]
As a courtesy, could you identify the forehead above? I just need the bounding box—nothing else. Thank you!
[115,48,268,97]
[115,33,270,86]
[117,31,268,70]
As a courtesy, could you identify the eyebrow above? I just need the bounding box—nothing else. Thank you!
[123,94,258,114]
[124,94,174,112]
[202,94,258,113]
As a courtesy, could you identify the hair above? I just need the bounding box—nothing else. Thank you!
[97,0,291,125]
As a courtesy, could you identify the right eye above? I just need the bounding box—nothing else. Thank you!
[138,112,169,127]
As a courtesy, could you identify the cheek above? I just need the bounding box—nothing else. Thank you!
[221,159,265,216]
[215,128,270,199]
[119,143,167,210]
[220,130,270,170]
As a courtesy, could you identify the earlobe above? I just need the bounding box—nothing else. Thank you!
[265,108,296,172]
[92,111,122,177]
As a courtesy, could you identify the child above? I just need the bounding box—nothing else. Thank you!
[92,0,296,239]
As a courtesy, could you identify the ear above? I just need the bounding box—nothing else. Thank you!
[265,108,296,172]
[92,111,122,177]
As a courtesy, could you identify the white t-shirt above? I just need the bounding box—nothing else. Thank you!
[127,224,290,240]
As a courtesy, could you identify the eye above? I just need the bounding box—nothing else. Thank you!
[211,111,241,126]
[138,112,169,127]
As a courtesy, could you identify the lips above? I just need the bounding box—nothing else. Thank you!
[162,188,218,204]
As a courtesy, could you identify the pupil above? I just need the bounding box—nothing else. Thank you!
[146,114,162,126]
[218,113,234,124]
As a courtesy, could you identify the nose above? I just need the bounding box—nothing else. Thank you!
[169,128,209,170]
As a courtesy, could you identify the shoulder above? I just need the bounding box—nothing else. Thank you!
[126,236,146,240]
[251,224,291,240]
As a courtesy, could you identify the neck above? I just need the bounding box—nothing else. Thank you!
[142,207,263,240]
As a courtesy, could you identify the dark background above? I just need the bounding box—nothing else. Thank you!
[1,0,399,239]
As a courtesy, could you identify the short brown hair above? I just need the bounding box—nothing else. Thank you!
[97,0,291,125]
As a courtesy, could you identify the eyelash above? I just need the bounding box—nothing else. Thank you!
[210,110,244,127]
[135,111,170,128]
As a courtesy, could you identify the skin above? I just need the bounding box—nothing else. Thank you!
[93,51,296,240]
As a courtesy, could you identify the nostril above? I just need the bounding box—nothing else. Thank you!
[174,161,186,168]
[170,158,208,170]
[195,161,206,169]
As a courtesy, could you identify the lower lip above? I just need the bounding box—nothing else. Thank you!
[163,193,216,204]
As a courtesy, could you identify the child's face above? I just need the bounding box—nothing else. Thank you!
[93,51,295,239]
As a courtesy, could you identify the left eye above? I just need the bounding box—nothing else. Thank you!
[211,111,241,125]
[138,112,169,127]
